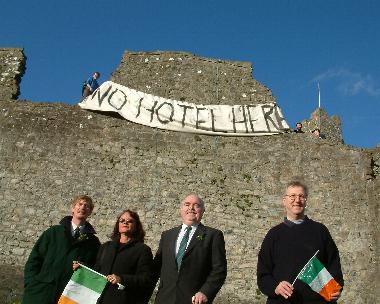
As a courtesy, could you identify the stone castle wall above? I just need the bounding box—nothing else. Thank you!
[302,108,343,144]
[0,48,26,101]
[111,51,276,106]
[0,49,379,303]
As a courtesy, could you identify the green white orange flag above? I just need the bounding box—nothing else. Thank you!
[58,264,107,304]
[293,251,342,301]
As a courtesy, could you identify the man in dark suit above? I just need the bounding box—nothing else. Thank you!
[153,194,227,304]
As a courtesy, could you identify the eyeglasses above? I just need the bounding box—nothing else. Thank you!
[119,219,135,224]
[285,194,307,201]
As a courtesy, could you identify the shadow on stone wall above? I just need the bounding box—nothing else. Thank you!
[215,293,266,304]
[147,289,266,304]
[3,266,265,304]
[0,265,23,304]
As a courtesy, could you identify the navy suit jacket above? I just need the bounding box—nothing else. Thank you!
[153,223,227,304]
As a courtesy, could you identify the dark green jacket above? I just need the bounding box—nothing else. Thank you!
[22,216,100,304]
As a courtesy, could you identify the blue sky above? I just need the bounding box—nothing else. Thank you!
[1,1,379,147]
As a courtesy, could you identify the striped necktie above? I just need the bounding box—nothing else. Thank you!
[176,226,191,271]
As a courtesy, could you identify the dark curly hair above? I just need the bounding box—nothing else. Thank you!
[110,209,145,242]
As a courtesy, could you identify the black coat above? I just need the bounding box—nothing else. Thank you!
[153,223,227,304]
[22,216,100,304]
[94,240,154,304]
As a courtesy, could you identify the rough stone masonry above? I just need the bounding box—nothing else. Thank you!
[0,48,26,101]
[0,48,379,304]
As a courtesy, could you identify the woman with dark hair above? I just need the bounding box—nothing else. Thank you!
[94,210,154,304]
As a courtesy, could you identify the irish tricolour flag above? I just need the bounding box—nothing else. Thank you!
[58,264,107,304]
[294,251,342,301]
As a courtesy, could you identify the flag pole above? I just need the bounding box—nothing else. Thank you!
[78,262,125,290]
[318,82,321,108]
[291,250,319,286]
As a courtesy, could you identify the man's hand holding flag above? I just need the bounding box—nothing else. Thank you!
[293,251,342,302]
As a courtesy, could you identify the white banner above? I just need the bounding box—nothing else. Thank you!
[79,81,290,136]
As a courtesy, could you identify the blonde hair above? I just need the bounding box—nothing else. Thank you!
[71,195,94,211]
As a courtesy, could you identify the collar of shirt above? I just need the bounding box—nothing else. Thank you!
[284,216,306,227]
[71,222,84,236]
[175,223,199,255]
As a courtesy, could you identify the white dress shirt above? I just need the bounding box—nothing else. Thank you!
[71,222,84,237]
[175,223,199,255]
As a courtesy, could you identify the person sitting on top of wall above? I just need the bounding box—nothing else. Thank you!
[294,122,304,133]
[81,71,101,101]
[312,128,323,139]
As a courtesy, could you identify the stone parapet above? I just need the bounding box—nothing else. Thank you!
[0,48,26,100]
[111,50,275,106]
[302,107,343,144]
